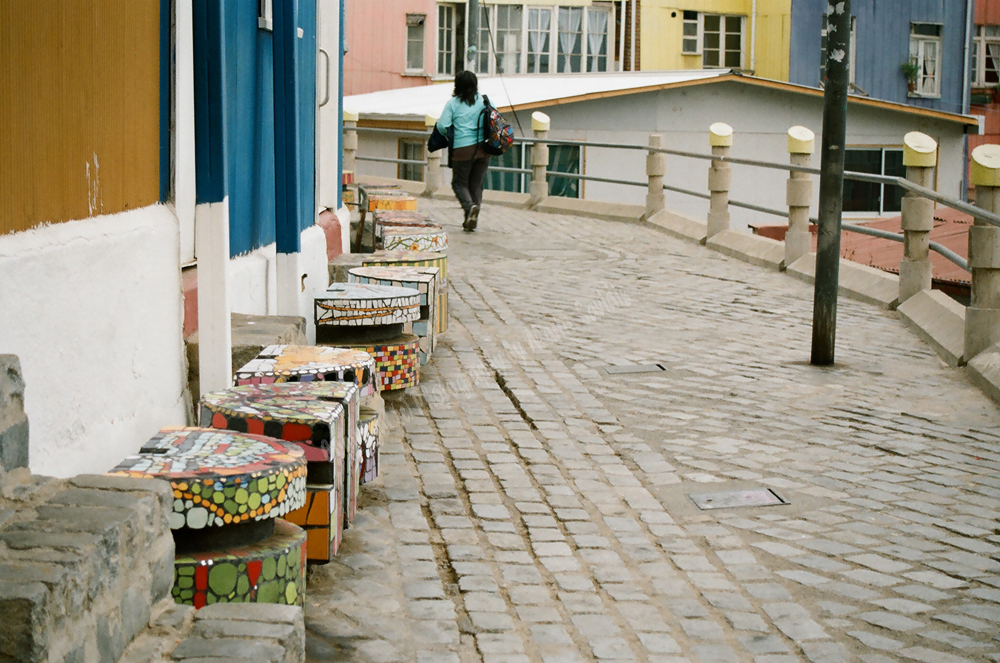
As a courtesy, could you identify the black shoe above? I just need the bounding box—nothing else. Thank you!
[464,205,479,231]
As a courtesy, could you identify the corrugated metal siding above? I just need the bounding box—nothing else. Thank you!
[790,0,970,115]
[0,0,161,236]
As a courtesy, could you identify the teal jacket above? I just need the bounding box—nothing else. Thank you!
[436,94,485,149]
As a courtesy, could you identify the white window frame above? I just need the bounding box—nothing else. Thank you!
[437,4,456,76]
[909,23,942,98]
[972,25,1000,87]
[682,10,701,55]
[527,7,554,74]
[843,147,906,217]
[406,14,427,74]
[258,0,273,30]
[701,13,745,70]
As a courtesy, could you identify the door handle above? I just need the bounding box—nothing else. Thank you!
[319,48,331,107]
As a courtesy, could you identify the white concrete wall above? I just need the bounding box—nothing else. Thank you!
[0,205,188,477]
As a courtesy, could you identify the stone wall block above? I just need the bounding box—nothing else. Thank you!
[0,354,29,472]
[68,475,174,531]
[0,580,48,662]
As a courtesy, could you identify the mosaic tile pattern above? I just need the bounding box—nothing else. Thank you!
[336,334,420,391]
[363,251,449,333]
[381,225,448,252]
[349,266,439,364]
[344,185,418,212]
[358,407,380,485]
[342,171,354,186]
[234,345,378,397]
[285,484,340,562]
[200,384,349,464]
[314,283,421,327]
[172,519,307,608]
[108,428,307,530]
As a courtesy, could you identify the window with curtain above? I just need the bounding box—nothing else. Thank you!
[484,146,526,193]
[406,14,426,72]
[909,23,942,97]
[528,8,552,73]
[558,7,584,73]
[587,9,610,72]
[973,25,1000,87]
[495,5,523,74]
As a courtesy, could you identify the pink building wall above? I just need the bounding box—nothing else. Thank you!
[345,0,440,95]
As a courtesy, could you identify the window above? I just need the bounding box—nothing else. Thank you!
[909,23,942,97]
[820,14,857,85]
[406,14,426,73]
[438,5,456,75]
[528,8,553,73]
[483,145,581,198]
[702,15,743,69]
[843,148,905,215]
[972,25,1000,87]
[682,11,700,55]
[558,7,584,72]
[586,8,610,72]
[258,0,273,30]
[398,140,424,182]
[495,5,523,74]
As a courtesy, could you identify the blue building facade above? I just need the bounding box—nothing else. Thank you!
[789,0,973,116]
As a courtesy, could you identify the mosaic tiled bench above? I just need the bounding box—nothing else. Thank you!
[234,344,378,397]
[372,209,448,253]
[363,250,449,334]
[349,265,439,365]
[345,185,418,212]
[200,382,363,562]
[108,427,308,608]
[315,283,422,391]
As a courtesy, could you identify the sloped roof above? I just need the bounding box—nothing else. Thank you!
[346,71,978,127]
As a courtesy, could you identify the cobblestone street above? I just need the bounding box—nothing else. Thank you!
[305,199,1000,663]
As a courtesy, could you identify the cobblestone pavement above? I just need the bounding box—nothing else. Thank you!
[305,199,1000,663]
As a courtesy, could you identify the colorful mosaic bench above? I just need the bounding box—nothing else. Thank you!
[349,265,439,365]
[358,406,380,485]
[234,344,378,398]
[363,250,449,334]
[334,334,420,391]
[200,382,363,562]
[314,283,421,333]
[108,427,308,608]
[344,185,418,212]
[382,225,448,252]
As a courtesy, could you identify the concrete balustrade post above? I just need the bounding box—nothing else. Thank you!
[707,122,733,238]
[785,126,815,266]
[646,134,666,218]
[898,131,938,304]
[529,112,551,207]
[424,114,441,196]
[966,144,1000,359]
[343,109,359,176]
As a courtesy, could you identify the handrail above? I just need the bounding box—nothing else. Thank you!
[356,156,428,166]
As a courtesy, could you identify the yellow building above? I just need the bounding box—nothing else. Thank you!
[641,0,791,81]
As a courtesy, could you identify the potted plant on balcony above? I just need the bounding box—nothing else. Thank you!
[901,60,920,94]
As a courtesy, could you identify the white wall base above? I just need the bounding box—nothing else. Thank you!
[337,205,351,254]
[229,243,277,316]
[196,200,233,396]
[0,205,188,477]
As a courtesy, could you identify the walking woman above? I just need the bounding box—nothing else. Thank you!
[436,71,489,231]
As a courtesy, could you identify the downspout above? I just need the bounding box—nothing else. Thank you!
[468,0,479,71]
[619,0,626,71]
[963,0,974,200]
[749,0,757,73]
[629,0,636,71]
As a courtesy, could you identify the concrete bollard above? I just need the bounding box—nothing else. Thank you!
[424,114,441,196]
[529,112,550,207]
[966,144,1000,359]
[343,109,359,176]
[646,134,666,218]
[785,126,815,266]
[707,123,733,238]
[898,131,937,304]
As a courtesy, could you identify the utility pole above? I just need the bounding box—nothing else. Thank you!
[811,0,852,366]
[467,0,479,72]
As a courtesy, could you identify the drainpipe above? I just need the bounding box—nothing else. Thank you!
[617,0,625,71]
[468,0,479,72]
[629,0,636,71]
[963,0,974,200]
[750,0,757,73]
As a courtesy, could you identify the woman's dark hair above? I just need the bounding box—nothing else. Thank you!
[453,71,478,106]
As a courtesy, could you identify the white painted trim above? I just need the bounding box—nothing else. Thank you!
[337,205,351,253]
[195,200,233,394]
[176,0,197,264]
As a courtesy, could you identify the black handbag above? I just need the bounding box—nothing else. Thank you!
[427,125,450,153]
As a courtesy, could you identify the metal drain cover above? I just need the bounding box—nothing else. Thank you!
[689,488,788,510]
[602,363,667,375]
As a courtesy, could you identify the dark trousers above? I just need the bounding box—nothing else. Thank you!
[451,156,490,214]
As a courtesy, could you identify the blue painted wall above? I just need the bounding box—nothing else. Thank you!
[790,0,972,115]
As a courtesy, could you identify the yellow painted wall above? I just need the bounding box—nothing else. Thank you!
[641,0,790,81]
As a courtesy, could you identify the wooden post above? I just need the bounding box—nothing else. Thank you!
[529,112,550,206]
[707,122,732,238]
[785,126,815,266]
[424,114,441,196]
[967,144,1000,359]
[646,134,666,218]
[898,131,937,304]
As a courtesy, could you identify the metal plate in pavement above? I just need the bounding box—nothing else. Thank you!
[689,488,788,510]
